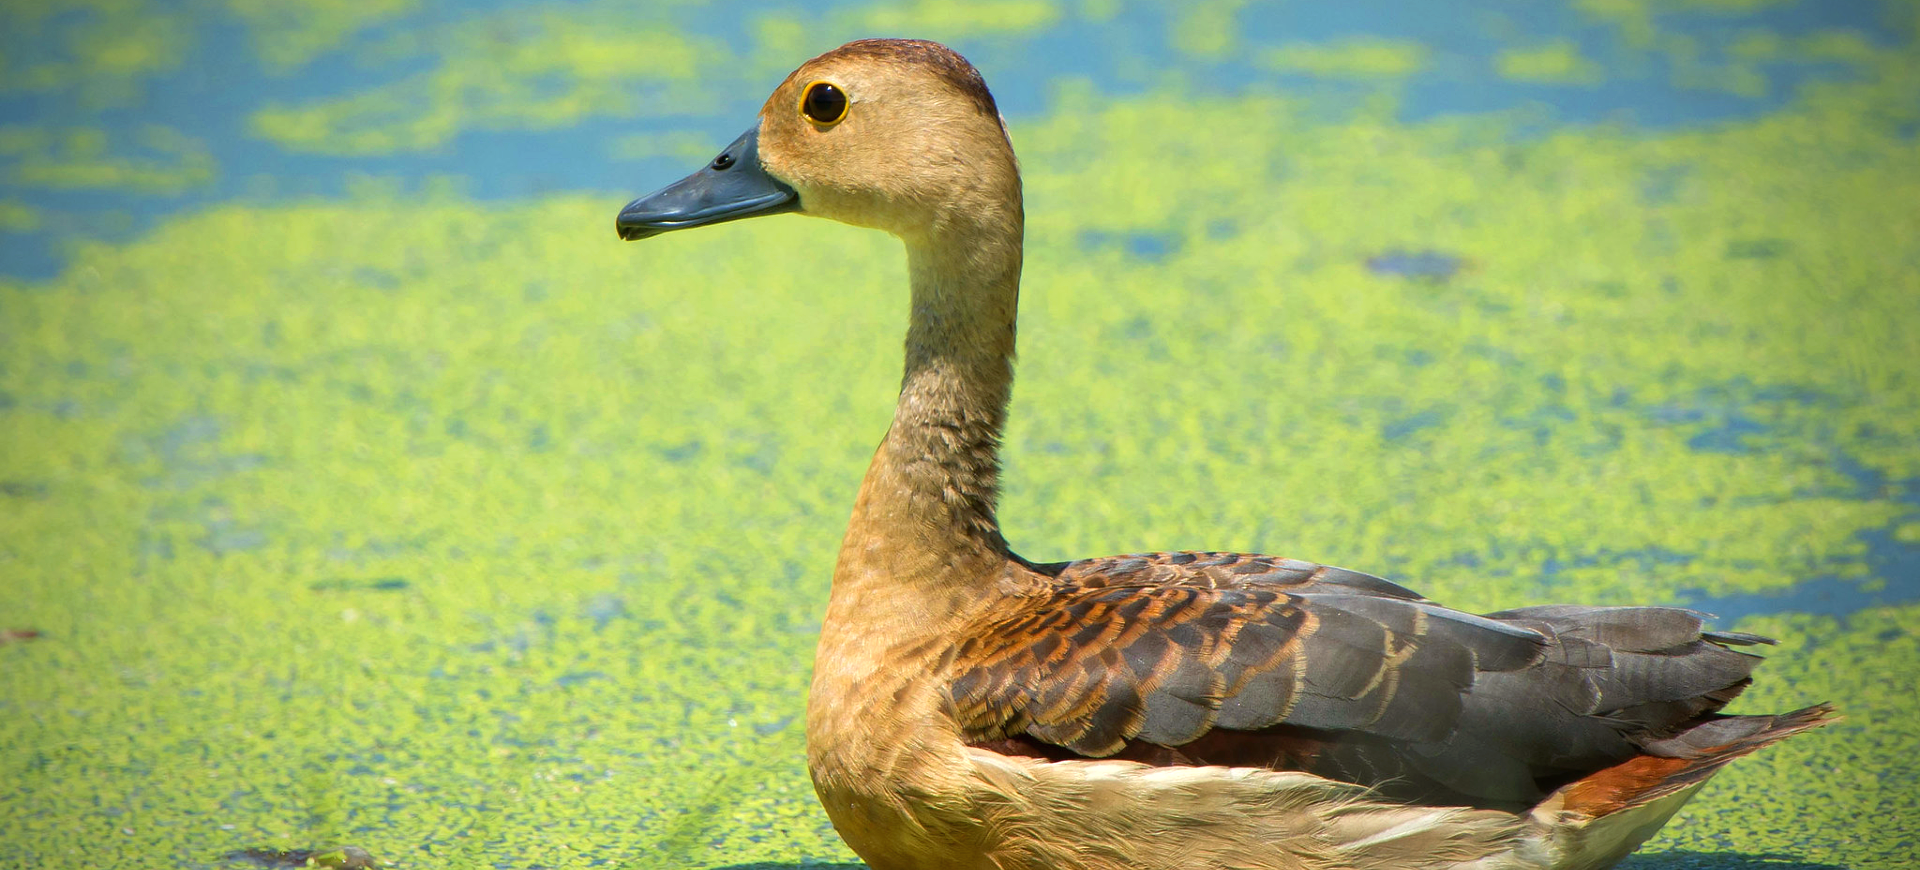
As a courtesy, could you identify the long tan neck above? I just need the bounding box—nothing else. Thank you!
[830,203,1024,628]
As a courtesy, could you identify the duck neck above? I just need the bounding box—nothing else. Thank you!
[833,207,1024,622]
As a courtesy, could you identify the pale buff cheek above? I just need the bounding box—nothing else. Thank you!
[757,91,1013,237]
[775,179,933,240]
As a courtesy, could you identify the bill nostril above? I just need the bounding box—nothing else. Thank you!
[712,152,735,171]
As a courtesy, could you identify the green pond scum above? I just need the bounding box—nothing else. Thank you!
[2,1,1918,868]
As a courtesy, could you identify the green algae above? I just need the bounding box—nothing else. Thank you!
[1009,74,1920,605]
[0,0,194,107]
[0,200,41,232]
[1642,605,1920,864]
[608,130,745,164]
[249,0,1076,156]
[1495,40,1606,85]
[223,0,421,73]
[849,0,1065,40]
[251,6,723,155]
[1170,0,1253,59]
[1575,0,1798,48]
[0,125,215,194]
[6,8,1920,870]
[1256,38,1433,79]
[1565,3,1914,102]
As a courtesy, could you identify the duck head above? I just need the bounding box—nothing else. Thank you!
[616,39,1019,246]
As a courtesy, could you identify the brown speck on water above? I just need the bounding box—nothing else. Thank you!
[0,628,40,645]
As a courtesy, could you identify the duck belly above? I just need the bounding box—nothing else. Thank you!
[809,725,1541,870]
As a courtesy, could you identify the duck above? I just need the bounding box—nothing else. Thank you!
[615,38,1833,870]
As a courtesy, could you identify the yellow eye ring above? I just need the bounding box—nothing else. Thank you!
[800,80,849,126]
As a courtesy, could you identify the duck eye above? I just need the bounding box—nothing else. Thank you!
[801,81,848,125]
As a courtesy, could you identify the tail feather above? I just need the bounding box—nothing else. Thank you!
[1556,703,1837,817]
[1515,704,1835,870]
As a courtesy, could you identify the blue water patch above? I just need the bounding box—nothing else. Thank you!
[1366,250,1465,281]
[309,577,412,592]
[1646,377,1843,457]
[553,670,609,687]
[1078,229,1179,261]
[1688,525,1920,624]
[1687,415,1769,453]
[1538,546,1697,579]
[1381,407,1452,441]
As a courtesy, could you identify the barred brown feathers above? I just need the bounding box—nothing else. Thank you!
[945,552,1791,810]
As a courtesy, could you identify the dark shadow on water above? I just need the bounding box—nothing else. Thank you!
[1623,851,1851,870]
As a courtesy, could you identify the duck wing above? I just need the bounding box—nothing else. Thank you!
[946,552,1772,808]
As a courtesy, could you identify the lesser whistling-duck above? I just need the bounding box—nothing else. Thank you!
[615,38,1832,870]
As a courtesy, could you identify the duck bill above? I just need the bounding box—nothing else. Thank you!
[616,126,799,241]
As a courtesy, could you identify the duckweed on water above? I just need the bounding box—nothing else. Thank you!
[4,9,1919,870]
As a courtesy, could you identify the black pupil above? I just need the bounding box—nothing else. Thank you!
[805,83,846,123]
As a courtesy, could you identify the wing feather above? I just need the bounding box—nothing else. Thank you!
[948,552,1772,808]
